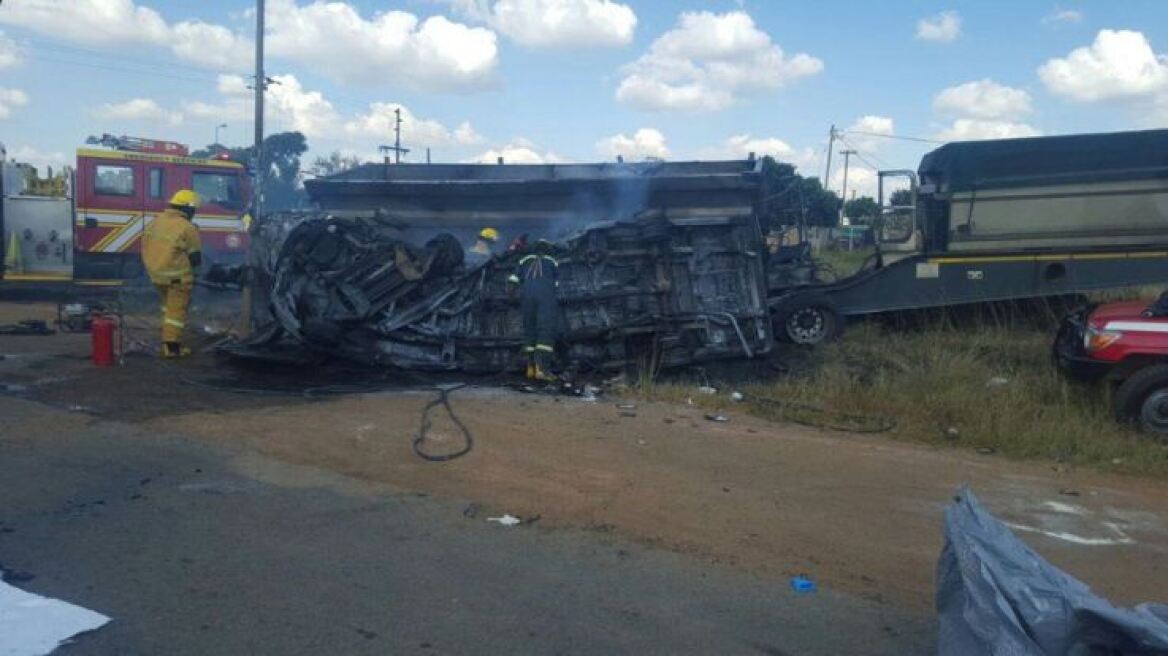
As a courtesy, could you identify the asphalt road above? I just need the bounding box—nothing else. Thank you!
[0,396,933,655]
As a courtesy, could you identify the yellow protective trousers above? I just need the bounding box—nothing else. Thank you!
[155,282,193,343]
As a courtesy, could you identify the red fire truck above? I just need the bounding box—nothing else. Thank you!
[1,134,251,283]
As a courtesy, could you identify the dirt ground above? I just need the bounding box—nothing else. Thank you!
[3,299,1168,613]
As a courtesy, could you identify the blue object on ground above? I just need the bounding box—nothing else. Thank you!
[790,576,817,595]
[938,485,1168,655]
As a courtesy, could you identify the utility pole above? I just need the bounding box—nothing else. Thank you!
[394,108,403,164]
[214,123,227,149]
[253,0,266,220]
[378,107,411,166]
[823,125,837,187]
[839,149,857,225]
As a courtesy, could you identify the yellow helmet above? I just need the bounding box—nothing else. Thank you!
[169,189,201,209]
[478,227,499,242]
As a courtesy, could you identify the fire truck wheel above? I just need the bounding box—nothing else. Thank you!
[1113,363,1168,439]
[774,293,843,346]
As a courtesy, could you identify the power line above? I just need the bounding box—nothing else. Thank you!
[843,130,945,145]
[20,52,225,84]
[837,136,886,171]
[21,38,248,78]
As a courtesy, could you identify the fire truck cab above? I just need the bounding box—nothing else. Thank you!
[1,134,251,283]
[73,134,251,279]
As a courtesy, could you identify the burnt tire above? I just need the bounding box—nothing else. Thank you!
[1113,364,1168,439]
[774,293,843,345]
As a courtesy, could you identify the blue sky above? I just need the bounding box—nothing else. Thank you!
[1,0,1166,197]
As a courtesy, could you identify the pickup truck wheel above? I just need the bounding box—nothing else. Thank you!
[1113,364,1168,438]
[775,294,843,345]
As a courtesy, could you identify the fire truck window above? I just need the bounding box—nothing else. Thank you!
[193,172,242,210]
[148,168,164,198]
[94,165,135,197]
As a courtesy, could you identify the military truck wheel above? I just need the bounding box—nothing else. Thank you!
[774,293,843,345]
[1113,364,1168,439]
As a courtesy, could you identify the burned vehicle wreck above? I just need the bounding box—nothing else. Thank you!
[242,159,776,372]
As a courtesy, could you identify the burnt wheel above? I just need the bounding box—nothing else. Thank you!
[775,293,843,345]
[1113,364,1168,439]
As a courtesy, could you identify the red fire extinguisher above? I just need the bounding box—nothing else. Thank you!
[91,313,119,367]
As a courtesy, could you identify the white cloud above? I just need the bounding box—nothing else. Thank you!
[0,0,169,46]
[831,166,878,201]
[0,31,21,69]
[467,138,566,164]
[0,87,29,120]
[265,0,499,92]
[456,0,637,48]
[169,20,252,71]
[188,75,484,162]
[595,128,669,160]
[1042,8,1083,25]
[616,11,823,112]
[5,145,68,173]
[933,79,1032,119]
[916,11,961,43]
[934,119,1042,142]
[1039,30,1168,102]
[833,115,897,157]
[93,98,183,125]
[0,0,248,70]
[692,134,818,172]
[344,103,483,147]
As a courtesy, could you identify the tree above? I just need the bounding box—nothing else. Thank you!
[759,156,842,228]
[844,196,879,222]
[192,131,309,211]
[312,151,363,177]
[889,189,914,207]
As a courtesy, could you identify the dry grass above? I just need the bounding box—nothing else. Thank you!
[640,317,1168,478]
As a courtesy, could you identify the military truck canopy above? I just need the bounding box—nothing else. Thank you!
[918,128,1168,193]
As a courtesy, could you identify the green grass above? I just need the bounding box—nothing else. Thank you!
[639,316,1168,478]
[814,246,875,280]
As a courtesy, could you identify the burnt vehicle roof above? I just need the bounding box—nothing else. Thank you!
[918,128,1168,192]
[304,159,764,229]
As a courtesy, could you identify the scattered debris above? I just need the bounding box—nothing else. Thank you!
[697,386,718,395]
[1111,458,1125,466]
[730,391,744,402]
[704,413,729,423]
[790,576,817,595]
[462,504,480,519]
[976,447,997,456]
[986,377,1010,388]
[943,427,960,440]
[0,320,55,336]
[616,403,636,410]
[487,514,522,527]
[1058,489,1081,497]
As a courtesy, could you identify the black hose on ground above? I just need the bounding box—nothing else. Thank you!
[412,383,474,462]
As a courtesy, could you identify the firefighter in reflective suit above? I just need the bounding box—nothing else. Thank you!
[509,240,559,381]
[141,189,202,358]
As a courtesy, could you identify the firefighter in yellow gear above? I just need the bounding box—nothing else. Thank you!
[467,227,499,266]
[141,189,203,358]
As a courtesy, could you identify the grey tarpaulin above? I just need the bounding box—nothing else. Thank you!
[937,486,1168,655]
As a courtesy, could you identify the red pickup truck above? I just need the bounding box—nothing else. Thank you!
[1055,300,1168,436]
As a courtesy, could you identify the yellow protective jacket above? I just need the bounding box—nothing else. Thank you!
[141,208,202,285]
